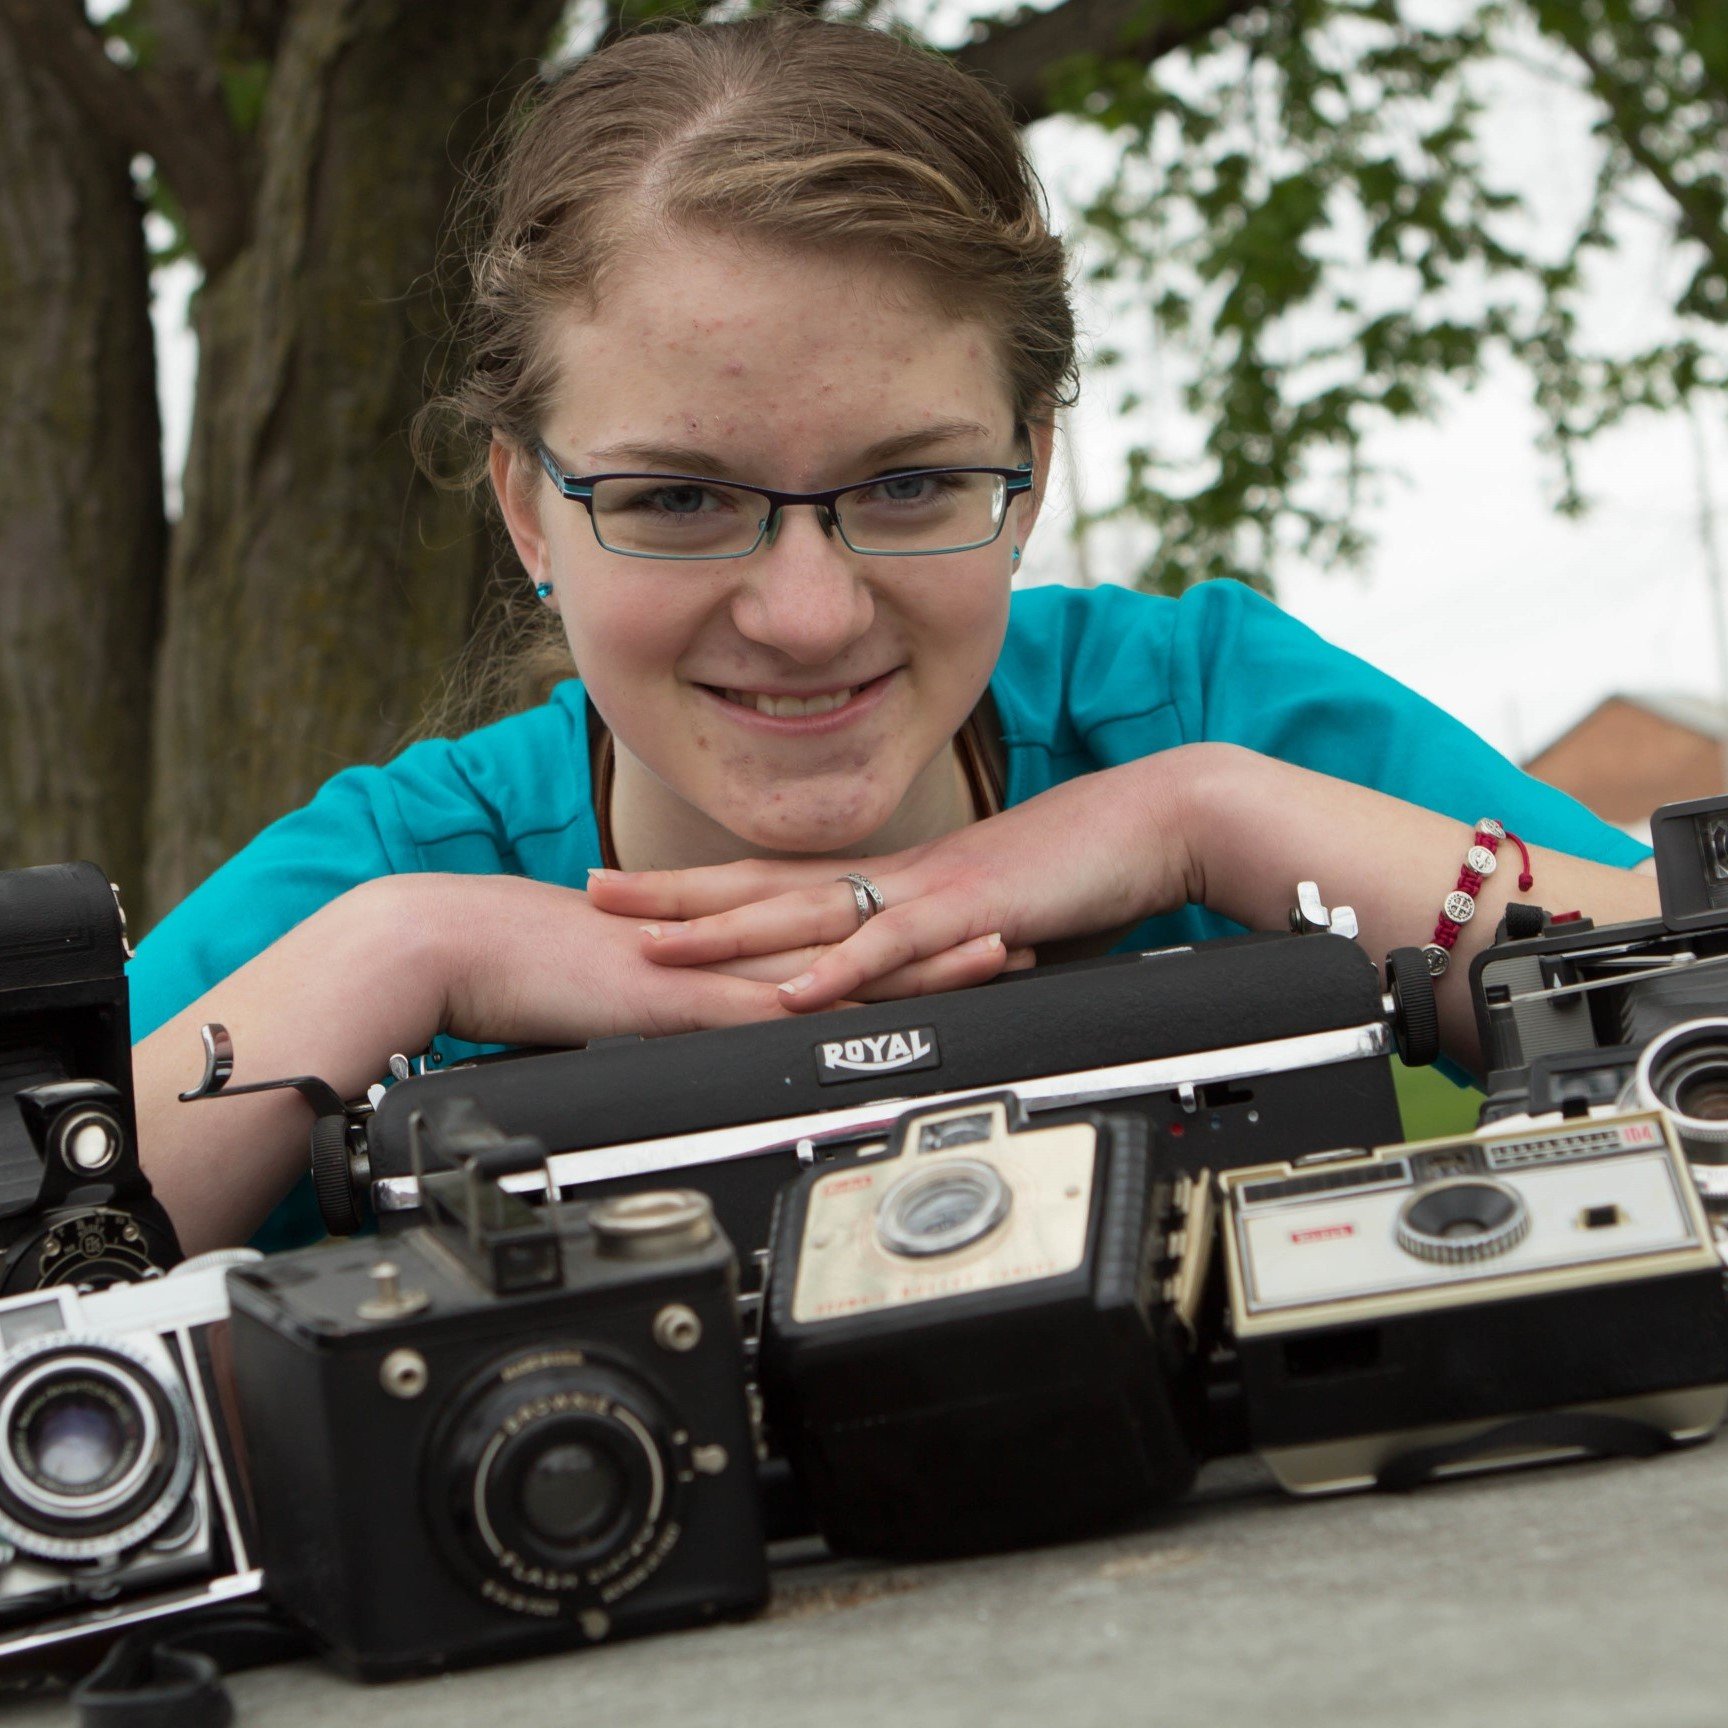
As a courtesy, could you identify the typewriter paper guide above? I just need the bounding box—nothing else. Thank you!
[789,1124,1095,1325]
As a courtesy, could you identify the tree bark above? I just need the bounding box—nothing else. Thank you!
[146,0,566,921]
[0,18,164,900]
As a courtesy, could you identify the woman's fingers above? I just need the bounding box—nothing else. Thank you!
[640,878,874,964]
[587,858,845,921]
[775,896,989,1011]
[849,934,1018,1000]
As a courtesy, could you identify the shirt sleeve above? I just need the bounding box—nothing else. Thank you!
[1166,579,1650,868]
[127,764,418,1042]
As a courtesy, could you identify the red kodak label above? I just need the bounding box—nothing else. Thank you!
[1290,1222,1355,1245]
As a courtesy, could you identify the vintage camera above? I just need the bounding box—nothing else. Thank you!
[224,1097,767,1681]
[757,1093,1212,1558]
[0,863,179,1291]
[0,1250,263,1672]
[1476,795,1728,1115]
[1218,1110,1728,1495]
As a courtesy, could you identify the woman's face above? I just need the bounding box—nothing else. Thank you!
[493,230,1049,865]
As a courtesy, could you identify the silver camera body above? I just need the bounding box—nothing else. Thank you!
[0,1252,262,1667]
[1219,1110,1728,1495]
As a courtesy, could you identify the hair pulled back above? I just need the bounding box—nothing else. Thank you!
[420,10,1076,490]
[411,12,1076,733]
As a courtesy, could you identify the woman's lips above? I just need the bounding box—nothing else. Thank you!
[697,670,896,733]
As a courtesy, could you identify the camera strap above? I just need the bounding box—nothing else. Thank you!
[70,1605,310,1728]
[1375,1411,1678,1492]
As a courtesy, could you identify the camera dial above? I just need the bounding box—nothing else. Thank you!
[1395,1177,1531,1266]
[429,1348,688,1618]
[0,1334,196,1565]
[875,1158,1012,1259]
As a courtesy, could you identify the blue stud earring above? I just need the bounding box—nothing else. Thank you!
[1010,545,1022,569]
[535,581,553,601]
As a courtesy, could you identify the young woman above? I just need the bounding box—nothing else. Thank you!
[128,12,1656,1255]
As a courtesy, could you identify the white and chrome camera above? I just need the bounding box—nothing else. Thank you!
[1218,1110,1728,1495]
[0,1252,263,1669]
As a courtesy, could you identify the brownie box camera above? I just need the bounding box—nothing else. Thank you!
[1219,1110,1728,1495]
[224,1100,767,1681]
[758,1093,1211,1559]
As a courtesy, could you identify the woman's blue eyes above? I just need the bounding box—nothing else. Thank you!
[617,472,965,516]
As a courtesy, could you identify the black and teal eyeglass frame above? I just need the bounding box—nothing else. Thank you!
[531,440,1035,561]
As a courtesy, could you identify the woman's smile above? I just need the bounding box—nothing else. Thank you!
[697,670,898,732]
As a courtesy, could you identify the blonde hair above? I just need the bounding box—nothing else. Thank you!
[412,10,1077,735]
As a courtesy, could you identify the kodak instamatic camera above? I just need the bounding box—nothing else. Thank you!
[224,1098,767,1681]
[759,1093,1211,1558]
[0,1252,263,1672]
[1219,1110,1728,1495]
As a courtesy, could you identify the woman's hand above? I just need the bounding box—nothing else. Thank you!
[430,873,1031,1043]
[584,757,1198,1012]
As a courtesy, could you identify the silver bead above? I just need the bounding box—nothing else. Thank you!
[1421,944,1450,978]
[1466,845,1497,876]
[1476,818,1506,840]
[1443,889,1476,923]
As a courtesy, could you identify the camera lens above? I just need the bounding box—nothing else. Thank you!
[1396,1178,1530,1265]
[23,1383,135,1492]
[876,1159,1011,1258]
[1630,1018,1728,1165]
[0,1337,196,1562]
[431,1351,686,1614]
[516,1438,628,1546]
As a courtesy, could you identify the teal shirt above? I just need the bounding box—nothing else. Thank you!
[130,580,1648,1246]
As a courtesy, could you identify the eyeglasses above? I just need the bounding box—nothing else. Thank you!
[532,441,1033,560]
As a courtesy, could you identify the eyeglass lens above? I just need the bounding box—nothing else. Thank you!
[587,471,1010,557]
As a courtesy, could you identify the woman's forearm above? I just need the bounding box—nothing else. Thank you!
[133,876,453,1255]
[1170,743,1659,1077]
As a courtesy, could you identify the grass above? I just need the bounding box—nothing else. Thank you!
[1392,1057,1484,1143]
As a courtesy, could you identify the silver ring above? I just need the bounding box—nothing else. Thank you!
[839,872,885,927]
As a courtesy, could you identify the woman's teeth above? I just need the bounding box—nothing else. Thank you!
[723,686,860,717]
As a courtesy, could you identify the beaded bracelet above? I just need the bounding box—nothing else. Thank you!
[1420,818,1533,979]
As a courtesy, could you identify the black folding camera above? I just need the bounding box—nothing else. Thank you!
[756,1093,1212,1558]
[224,1097,768,1681]
[0,1252,264,1672]
[1474,794,1728,1208]
[0,863,179,1291]
[1218,1109,1728,1495]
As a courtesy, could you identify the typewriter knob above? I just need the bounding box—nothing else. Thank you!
[1385,947,1440,1067]
[311,1114,365,1237]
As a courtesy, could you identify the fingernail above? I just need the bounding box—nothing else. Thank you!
[588,867,615,880]
[779,972,816,997]
[961,932,1004,954]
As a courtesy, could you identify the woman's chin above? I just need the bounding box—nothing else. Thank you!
[721,799,895,860]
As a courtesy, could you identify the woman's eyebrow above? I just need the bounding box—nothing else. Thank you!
[581,420,996,478]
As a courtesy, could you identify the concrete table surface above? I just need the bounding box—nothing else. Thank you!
[9,1442,1724,1728]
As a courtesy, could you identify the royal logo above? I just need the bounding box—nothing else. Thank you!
[815,1026,940,1084]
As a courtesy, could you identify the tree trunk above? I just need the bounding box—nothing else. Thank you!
[0,20,164,902]
[146,0,566,922]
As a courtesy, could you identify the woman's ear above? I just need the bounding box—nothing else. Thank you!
[1012,414,1058,549]
[489,437,551,590]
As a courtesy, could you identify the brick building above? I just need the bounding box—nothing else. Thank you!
[1523,693,1728,839]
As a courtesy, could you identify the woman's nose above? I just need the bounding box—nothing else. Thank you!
[728,507,876,664]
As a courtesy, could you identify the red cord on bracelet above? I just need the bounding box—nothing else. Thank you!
[1421,818,1531,979]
